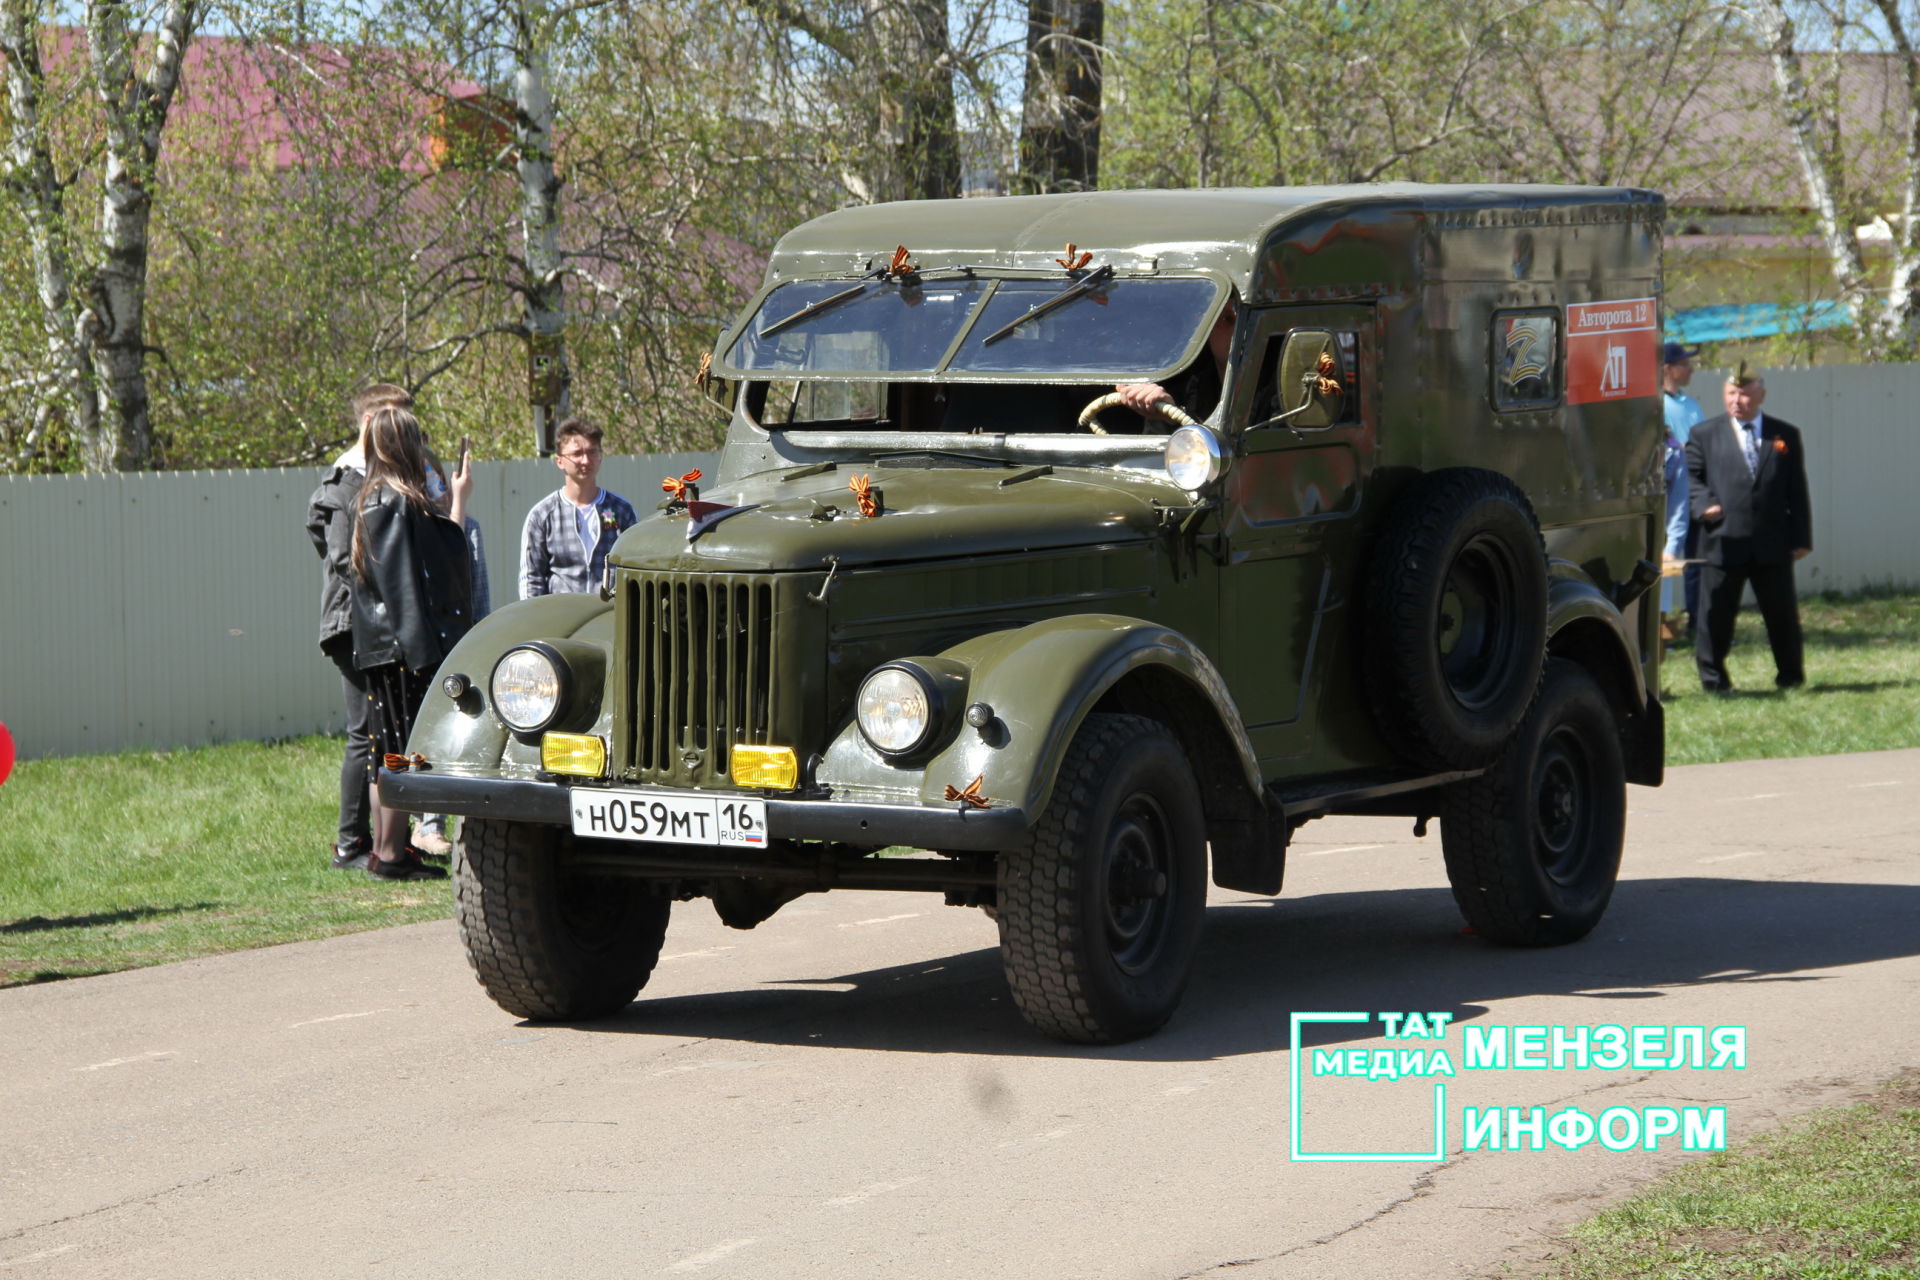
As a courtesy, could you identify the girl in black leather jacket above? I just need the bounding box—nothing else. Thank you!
[350,406,474,880]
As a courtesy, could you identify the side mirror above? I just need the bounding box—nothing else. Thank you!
[1261,330,1345,430]
[696,348,737,418]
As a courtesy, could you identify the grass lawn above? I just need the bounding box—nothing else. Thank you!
[1530,1075,1920,1279]
[3,590,1916,986]
[0,736,450,986]
[1659,590,1920,765]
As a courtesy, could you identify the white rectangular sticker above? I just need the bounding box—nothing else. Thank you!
[570,787,768,848]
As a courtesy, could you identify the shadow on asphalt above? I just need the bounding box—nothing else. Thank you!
[550,876,1920,1061]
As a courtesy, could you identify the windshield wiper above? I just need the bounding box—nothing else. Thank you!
[979,264,1114,346]
[758,269,886,340]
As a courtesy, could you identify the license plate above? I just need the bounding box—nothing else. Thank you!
[570,787,768,848]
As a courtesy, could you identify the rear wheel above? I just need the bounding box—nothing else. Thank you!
[997,714,1207,1043]
[1439,660,1625,945]
[456,817,670,1020]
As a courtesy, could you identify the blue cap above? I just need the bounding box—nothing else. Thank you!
[1661,341,1699,364]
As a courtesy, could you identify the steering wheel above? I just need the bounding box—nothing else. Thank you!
[1076,391,1200,435]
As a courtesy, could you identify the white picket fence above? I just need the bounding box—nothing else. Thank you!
[1,365,1915,760]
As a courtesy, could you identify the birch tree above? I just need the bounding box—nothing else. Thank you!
[0,2,100,469]
[1737,0,1920,355]
[86,0,200,469]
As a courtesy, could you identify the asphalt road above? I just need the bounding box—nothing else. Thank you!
[4,749,1917,1279]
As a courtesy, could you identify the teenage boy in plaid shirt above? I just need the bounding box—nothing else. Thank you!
[519,416,638,599]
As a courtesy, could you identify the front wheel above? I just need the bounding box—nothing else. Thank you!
[997,714,1207,1043]
[1439,660,1625,945]
[456,817,671,1020]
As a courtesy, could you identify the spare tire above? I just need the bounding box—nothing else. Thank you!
[1363,468,1548,770]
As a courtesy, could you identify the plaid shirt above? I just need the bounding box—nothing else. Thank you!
[519,488,638,598]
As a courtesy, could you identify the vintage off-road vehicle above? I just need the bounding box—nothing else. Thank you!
[389,184,1667,1043]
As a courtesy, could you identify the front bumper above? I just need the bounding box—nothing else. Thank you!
[380,769,1030,852]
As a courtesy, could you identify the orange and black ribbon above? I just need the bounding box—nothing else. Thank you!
[383,752,429,772]
[944,774,991,809]
[1055,242,1093,271]
[849,473,878,518]
[885,245,917,276]
[662,469,703,503]
[1314,351,1342,397]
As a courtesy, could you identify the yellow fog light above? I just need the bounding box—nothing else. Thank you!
[731,744,798,790]
[541,732,607,777]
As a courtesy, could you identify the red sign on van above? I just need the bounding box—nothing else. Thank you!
[1565,298,1658,405]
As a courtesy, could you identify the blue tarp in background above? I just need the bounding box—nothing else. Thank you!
[1666,300,1852,344]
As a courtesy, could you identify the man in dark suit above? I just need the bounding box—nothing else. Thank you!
[1686,366,1813,692]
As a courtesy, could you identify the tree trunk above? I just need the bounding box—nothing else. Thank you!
[1747,0,1875,346]
[1019,0,1102,193]
[86,0,198,470]
[1868,0,1920,352]
[1,3,102,469]
[510,4,571,455]
[866,0,960,201]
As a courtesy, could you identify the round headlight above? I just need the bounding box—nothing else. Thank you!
[857,666,935,756]
[491,646,564,732]
[1164,424,1228,491]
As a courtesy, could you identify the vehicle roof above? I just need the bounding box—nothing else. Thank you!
[765,184,1663,289]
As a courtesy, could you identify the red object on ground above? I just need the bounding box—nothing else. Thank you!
[0,722,13,786]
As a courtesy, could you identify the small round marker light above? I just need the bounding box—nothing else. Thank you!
[442,673,471,700]
[964,702,995,729]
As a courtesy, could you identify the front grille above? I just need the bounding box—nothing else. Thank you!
[619,571,780,787]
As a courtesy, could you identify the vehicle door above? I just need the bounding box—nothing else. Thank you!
[1217,304,1375,763]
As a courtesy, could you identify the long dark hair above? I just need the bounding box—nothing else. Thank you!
[350,406,433,580]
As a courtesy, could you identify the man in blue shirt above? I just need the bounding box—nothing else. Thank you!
[1662,342,1705,636]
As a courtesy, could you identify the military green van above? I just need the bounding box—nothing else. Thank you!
[389,184,1667,1044]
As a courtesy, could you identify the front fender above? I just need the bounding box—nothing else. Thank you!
[408,594,616,775]
[815,613,1260,826]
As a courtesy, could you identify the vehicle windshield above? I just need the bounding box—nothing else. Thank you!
[726,274,1220,381]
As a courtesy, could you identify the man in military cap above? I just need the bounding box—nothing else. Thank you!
[1684,364,1813,692]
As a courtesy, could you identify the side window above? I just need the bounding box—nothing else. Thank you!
[755,379,888,427]
[1252,329,1361,426]
[1493,311,1560,409]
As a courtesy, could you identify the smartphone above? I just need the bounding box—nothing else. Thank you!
[459,436,471,469]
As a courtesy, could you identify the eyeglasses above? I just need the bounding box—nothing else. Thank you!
[559,447,602,461]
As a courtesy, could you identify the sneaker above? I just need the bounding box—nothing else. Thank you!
[331,843,370,872]
[365,851,448,882]
[411,827,454,858]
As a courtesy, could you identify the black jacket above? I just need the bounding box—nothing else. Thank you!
[305,462,363,649]
[1685,413,1813,567]
[348,486,474,672]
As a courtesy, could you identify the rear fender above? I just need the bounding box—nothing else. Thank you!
[1546,573,1663,786]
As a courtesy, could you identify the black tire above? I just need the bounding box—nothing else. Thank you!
[1439,659,1625,946]
[1365,467,1548,770]
[997,713,1207,1044]
[456,817,671,1020]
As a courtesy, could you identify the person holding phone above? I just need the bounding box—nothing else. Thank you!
[412,435,487,859]
[349,405,475,880]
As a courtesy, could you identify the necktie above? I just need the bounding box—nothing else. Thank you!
[1738,421,1759,474]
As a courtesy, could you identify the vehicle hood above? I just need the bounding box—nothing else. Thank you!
[609,462,1177,573]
